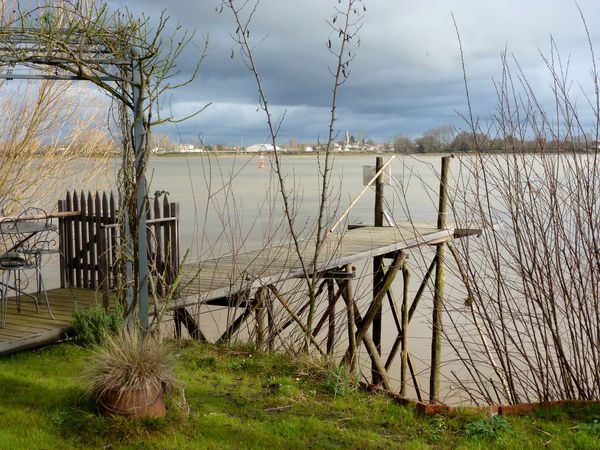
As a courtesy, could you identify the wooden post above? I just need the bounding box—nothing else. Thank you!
[255,286,267,350]
[98,224,110,310]
[372,156,384,385]
[326,280,335,354]
[57,199,66,288]
[345,263,357,375]
[174,307,207,342]
[429,155,451,403]
[266,295,275,351]
[400,263,410,398]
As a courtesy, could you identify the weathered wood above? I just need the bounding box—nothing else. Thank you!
[400,264,410,398]
[344,264,357,375]
[271,298,312,339]
[385,335,401,371]
[255,286,268,350]
[153,196,164,295]
[430,155,450,403]
[267,284,326,357]
[351,251,406,356]
[93,192,103,290]
[109,192,118,286]
[168,198,178,287]
[311,281,344,339]
[57,191,180,296]
[372,156,385,383]
[337,277,391,390]
[408,255,437,322]
[80,192,90,288]
[408,353,423,402]
[173,307,207,342]
[87,192,96,289]
[372,256,384,384]
[216,305,254,345]
[57,199,66,288]
[98,224,110,310]
[72,192,82,288]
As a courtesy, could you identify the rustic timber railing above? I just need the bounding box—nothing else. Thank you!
[57,191,180,298]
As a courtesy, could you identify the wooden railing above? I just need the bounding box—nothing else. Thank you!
[57,191,179,297]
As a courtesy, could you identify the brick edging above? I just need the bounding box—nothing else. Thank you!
[360,382,600,416]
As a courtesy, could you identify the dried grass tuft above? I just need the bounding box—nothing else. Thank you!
[84,331,176,400]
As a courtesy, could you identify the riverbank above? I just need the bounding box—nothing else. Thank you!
[1,341,599,449]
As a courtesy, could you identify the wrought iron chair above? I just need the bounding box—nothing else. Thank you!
[0,205,56,327]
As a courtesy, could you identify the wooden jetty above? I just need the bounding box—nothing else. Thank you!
[178,224,465,304]
[0,156,480,403]
[0,223,474,354]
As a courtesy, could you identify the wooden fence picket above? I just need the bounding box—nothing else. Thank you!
[57,191,179,298]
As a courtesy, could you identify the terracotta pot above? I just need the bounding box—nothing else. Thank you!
[99,384,166,418]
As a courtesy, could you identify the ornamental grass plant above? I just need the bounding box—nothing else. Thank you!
[84,330,176,401]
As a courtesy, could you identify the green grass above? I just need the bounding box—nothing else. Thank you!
[1,341,599,449]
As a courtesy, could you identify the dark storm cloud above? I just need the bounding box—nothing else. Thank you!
[109,0,600,144]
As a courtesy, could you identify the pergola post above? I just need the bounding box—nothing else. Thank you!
[131,47,149,333]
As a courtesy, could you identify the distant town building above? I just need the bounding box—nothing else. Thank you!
[245,144,283,152]
[151,144,204,154]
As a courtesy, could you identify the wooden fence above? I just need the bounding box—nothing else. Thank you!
[57,191,179,297]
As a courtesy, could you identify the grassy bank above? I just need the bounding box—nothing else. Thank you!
[0,341,599,449]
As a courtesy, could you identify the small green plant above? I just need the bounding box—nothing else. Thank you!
[465,415,512,440]
[229,357,254,371]
[578,416,600,435]
[71,305,123,346]
[323,365,355,397]
[194,356,216,369]
[430,414,448,442]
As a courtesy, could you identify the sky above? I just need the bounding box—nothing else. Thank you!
[105,0,600,146]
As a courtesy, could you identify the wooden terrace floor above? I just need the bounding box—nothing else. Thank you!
[0,287,104,356]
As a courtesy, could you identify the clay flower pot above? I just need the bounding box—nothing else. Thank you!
[85,332,175,420]
[100,384,166,418]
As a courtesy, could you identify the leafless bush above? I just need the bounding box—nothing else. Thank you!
[447,12,600,404]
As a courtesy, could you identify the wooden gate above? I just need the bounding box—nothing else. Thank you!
[57,191,180,297]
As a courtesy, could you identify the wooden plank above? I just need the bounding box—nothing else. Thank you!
[65,191,75,286]
[88,192,97,289]
[80,192,89,289]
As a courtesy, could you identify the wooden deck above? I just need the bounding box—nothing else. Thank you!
[179,223,474,304]
[0,223,478,356]
[0,287,104,356]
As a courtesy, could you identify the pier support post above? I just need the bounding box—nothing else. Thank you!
[429,155,451,403]
[255,286,268,350]
[326,280,336,355]
[372,156,385,385]
[345,264,357,375]
[400,263,410,398]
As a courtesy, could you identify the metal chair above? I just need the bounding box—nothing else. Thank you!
[0,206,56,327]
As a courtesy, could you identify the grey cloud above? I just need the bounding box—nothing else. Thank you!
[107,0,600,144]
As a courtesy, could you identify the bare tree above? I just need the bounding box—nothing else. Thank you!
[220,0,365,354]
[446,9,600,404]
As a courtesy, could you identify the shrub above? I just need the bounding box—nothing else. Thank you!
[71,305,123,347]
